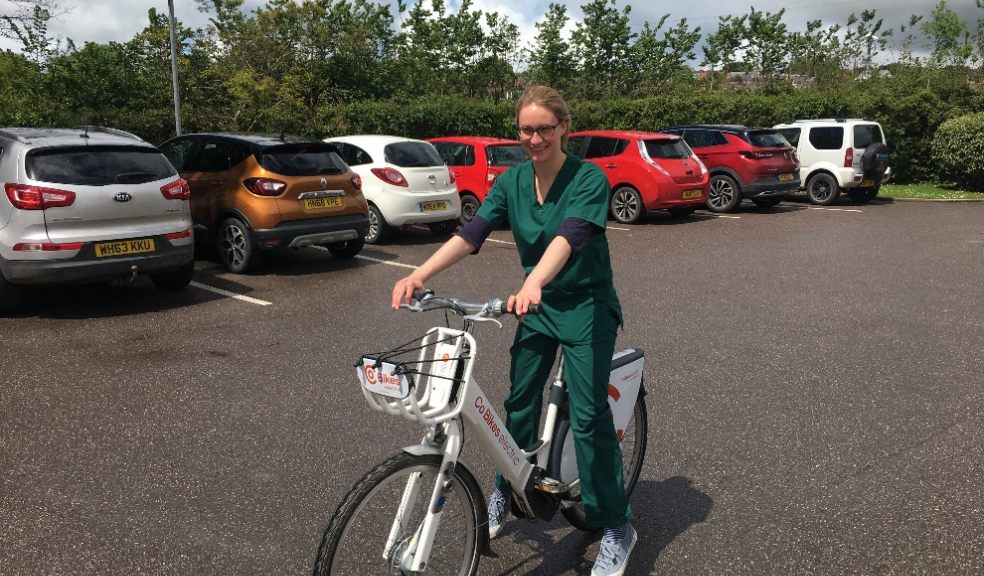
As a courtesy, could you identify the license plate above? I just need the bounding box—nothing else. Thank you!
[302,197,342,211]
[420,201,447,212]
[94,238,155,257]
[860,179,875,188]
[682,189,702,199]
[779,173,795,181]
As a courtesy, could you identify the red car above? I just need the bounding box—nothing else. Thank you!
[568,130,709,223]
[661,125,800,212]
[427,136,527,223]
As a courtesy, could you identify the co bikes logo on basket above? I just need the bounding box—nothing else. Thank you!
[363,364,378,385]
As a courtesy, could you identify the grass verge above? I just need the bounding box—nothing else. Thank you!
[879,183,984,200]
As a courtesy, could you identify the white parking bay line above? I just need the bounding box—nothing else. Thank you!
[809,207,863,213]
[190,281,272,306]
[486,238,516,246]
[606,225,631,231]
[309,245,420,269]
[711,214,742,219]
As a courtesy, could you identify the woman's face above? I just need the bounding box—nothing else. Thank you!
[517,103,566,164]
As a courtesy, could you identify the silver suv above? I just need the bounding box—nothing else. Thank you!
[0,127,195,312]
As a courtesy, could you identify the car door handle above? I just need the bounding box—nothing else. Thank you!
[604,163,617,169]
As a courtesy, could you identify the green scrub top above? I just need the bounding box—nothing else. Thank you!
[474,154,623,344]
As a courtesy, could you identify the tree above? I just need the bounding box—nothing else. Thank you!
[789,19,843,86]
[922,0,972,68]
[570,0,635,98]
[701,15,746,91]
[527,3,576,92]
[630,15,700,94]
[0,0,66,66]
[842,9,893,79]
[742,7,790,91]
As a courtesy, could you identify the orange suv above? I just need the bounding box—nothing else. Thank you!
[160,134,369,272]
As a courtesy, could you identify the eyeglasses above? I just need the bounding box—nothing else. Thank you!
[517,123,560,140]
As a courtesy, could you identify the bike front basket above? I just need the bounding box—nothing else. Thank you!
[355,327,476,425]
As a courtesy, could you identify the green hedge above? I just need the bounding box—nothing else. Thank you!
[931,113,984,190]
[317,86,982,184]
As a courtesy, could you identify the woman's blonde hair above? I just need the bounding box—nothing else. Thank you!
[516,85,571,152]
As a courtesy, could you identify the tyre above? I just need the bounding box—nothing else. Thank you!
[149,260,195,291]
[459,194,480,225]
[707,174,742,213]
[548,394,649,531]
[313,452,484,576]
[326,238,365,259]
[0,272,22,314]
[365,205,390,244]
[217,217,261,273]
[666,206,696,218]
[610,186,645,224]
[428,220,458,237]
[751,197,783,208]
[806,173,840,205]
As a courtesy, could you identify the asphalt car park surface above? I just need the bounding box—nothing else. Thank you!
[2,199,983,575]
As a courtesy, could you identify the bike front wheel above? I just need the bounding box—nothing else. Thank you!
[313,452,484,576]
[549,394,649,531]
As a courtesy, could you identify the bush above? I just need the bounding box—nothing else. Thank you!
[931,113,984,190]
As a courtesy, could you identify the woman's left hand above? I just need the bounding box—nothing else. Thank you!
[507,281,541,319]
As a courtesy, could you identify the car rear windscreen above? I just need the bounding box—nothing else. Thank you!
[26,146,177,186]
[487,144,527,166]
[643,139,690,159]
[748,130,790,148]
[384,142,444,168]
[259,144,347,176]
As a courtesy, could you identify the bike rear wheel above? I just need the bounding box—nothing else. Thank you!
[313,452,484,576]
[548,394,649,531]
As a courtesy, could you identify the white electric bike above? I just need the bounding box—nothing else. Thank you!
[313,290,648,576]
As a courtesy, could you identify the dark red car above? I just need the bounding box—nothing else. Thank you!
[661,125,800,212]
[568,130,709,224]
[427,136,527,223]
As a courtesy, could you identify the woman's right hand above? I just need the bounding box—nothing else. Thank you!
[391,273,426,310]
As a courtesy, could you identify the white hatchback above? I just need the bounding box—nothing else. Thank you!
[325,135,460,243]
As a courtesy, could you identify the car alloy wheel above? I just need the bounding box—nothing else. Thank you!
[708,175,741,212]
[365,205,390,244]
[807,173,840,205]
[459,194,480,225]
[610,186,644,224]
[218,218,257,273]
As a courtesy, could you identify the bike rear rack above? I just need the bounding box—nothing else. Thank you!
[355,327,477,425]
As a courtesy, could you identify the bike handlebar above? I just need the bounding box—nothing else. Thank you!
[411,289,540,317]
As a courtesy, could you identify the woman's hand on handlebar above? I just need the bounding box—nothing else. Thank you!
[507,282,541,320]
[391,273,426,310]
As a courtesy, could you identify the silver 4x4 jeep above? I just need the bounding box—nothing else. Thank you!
[773,119,891,205]
[0,127,195,312]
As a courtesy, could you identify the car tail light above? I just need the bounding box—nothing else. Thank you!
[243,177,287,196]
[644,158,671,177]
[487,167,505,184]
[5,183,76,210]
[165,228,192,241]
[844,147,854,168]
[370,167,409,187]
[691,155,708,175]
[739,150,775,159]
[448,168,456,184]
[351,174,362,191]
[13,241,85,252]
[160,178,191,200]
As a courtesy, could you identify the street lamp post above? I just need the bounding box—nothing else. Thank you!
[167,0,182,136]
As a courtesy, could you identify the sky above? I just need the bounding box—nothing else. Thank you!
[1,0,982,59]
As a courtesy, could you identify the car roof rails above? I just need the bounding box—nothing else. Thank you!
[79,125,146,142]
[0,129,33,144]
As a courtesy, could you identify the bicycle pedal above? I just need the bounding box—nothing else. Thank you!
[534,477,567,494]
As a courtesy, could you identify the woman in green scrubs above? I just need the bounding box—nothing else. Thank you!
[391,86,636,576]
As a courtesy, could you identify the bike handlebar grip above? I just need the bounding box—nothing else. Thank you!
[526,303,541,315]
[412,289,433,301]
[493,300,541,316]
